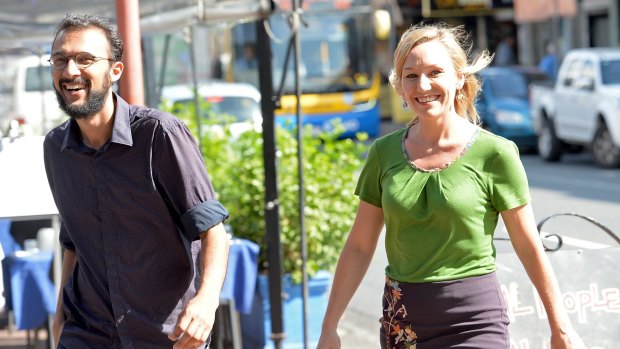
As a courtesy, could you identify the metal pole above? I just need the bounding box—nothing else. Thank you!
[185,27,203,155]
[157,34,172,102]
[256,18,286,349]
[37,48,47,133]
[292,0,309,347]
[141,36,159,108]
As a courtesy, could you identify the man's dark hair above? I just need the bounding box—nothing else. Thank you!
[53,13,123,62]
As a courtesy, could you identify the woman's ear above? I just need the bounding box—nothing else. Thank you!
[110,61,124,83]
[457,71,465,90]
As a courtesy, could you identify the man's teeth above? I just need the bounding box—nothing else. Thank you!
[417,96,438,103]
[65,84,85,91]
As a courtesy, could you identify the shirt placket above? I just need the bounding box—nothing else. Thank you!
[93,148,127,346]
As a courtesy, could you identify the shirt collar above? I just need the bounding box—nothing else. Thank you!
[109,93,133,147]
[60,92,133,151]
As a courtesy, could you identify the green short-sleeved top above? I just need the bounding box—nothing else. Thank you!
[355,126,530,283]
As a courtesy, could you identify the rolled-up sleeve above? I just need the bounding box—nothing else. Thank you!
[152,118,229,240]
[181,200,229,240]
[58,221,75,251]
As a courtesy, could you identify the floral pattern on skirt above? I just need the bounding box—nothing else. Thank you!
[381,276,417,349]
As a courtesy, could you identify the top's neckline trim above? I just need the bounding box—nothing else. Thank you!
[400,124,480,173]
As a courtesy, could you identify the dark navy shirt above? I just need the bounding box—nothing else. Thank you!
[44,94,229,348]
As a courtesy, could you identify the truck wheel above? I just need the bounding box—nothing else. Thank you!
[538,118,562,162]
[592,123,620,168]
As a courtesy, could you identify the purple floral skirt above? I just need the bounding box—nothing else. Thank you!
[380,272,509,349]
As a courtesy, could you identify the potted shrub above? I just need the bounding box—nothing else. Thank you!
[163,100,369,348]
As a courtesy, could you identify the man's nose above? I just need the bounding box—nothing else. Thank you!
[64,58,81,75]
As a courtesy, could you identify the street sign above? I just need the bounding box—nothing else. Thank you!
[496,248,620,348]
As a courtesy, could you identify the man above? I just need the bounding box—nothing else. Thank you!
[43,13,229,349]
[235,43,257,70]
[538,40,558,81]
[233,43,259,86]
[493,36,516,66]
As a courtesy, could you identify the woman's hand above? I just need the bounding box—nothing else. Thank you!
[317,328,341,349]
[551,327,586,349]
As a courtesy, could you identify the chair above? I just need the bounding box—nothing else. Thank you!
[1,219,19,311]
[0,219,20,256]
[1,218,17,334]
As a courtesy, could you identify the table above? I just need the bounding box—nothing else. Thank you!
[0,136,62,349]
[0,136,62,289]
[1,250,57,330]
[212,238,260,349]
[220,238,260,313]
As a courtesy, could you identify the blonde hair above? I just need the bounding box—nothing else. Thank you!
[388,22,492,124]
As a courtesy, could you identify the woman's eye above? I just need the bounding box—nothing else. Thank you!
[405,74,418,79]
[430,70,442,76]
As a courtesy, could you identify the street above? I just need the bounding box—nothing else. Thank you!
[338,123,620,348]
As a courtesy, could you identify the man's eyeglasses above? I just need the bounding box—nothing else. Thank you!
[48,52,114,70]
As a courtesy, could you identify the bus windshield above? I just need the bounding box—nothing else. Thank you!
[269,11,374,94]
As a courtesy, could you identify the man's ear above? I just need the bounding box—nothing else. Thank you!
[110,61,124,83]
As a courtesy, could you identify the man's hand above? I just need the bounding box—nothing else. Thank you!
[52,312,65,348]
[169,294,216,349]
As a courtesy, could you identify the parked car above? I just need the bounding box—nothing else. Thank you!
[160,81,262,138]
[476,66,551,152]
[530,48,620,168]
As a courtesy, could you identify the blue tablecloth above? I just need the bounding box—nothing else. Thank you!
[220,238,259,314]
[1,250,57,330]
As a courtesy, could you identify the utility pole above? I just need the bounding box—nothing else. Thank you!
[115,0,145,106]
[256,16,286,349]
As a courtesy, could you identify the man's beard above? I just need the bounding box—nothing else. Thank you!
[55,75,113,120]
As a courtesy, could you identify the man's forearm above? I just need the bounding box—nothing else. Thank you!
[196,222,229,305]
[53,249,77,346]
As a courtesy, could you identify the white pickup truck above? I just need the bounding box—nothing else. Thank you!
[530,48,620,168]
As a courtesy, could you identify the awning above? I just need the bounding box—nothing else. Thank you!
[513,0,577,23]
[0,0,271,53]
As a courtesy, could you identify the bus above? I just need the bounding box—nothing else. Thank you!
[231,0,385,138]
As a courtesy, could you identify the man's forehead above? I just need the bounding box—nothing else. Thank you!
[52,27,108,52]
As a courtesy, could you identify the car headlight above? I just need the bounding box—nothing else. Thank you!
[495,110,524,124]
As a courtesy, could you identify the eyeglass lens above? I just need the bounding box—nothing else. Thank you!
[49,53,100,70]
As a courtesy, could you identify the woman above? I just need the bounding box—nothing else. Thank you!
[317,23,582,348]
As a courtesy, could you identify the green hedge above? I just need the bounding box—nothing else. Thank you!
[163,100,369,283]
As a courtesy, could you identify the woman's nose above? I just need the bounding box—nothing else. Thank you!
[417,74,431,90]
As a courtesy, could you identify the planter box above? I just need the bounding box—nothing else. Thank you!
[239,270,332,349]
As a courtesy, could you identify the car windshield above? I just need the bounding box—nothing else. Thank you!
[486,70,549,99]
[600,59,620,85]
[487,72,529,99]
[173,96,260,123]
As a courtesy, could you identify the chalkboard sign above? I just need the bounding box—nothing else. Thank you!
[496,248,620,349]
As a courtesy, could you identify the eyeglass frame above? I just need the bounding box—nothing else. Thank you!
[48,52,115,70]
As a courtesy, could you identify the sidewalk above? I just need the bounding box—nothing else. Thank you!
[0,119,405,349]
[0,328,49,349]
[0,311,50,349]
